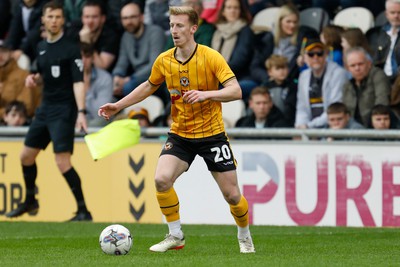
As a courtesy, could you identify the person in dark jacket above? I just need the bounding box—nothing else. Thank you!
[5,0,49,63]
[236,86,290,130]
[211,0,254,98]
[342,47,391,127]
[366,0,400,83]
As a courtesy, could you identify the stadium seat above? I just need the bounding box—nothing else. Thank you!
[123,95,165,123]
[251,7,281,33]
[299,7,330,33]
[222,100,246,128]
[374,10,387,27]
[333,7,374,33]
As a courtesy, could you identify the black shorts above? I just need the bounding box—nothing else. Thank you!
[25,104,77,153]
[160,132,237,172]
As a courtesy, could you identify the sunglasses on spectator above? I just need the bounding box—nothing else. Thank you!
[306,51,324,57]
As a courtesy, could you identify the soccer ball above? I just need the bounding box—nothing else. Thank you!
[99,224,133,255]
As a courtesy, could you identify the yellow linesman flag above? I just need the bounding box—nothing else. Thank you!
[84,119,141,160]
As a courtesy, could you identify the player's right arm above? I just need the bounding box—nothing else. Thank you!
[98,80,159,120]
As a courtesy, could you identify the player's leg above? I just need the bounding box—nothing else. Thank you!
[50,107,91,221]
[55,152,92,221]
[150,154,189,252]
[200,133,255,253]
[5,146,41,218]
[212,170,255,253]
[6,112,48,218]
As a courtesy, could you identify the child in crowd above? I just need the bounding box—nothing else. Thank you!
[262,54,297,126]
[1,101,29,126]
[368,104,399,130]
[325,102,364,141]
[320,25,344,66]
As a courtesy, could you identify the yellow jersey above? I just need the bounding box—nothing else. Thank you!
[149,44,236,139]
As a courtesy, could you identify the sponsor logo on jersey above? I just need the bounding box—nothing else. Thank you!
[170,89,182,104]
[51,66,60,78]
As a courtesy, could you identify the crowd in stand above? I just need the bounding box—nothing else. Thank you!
[0,0,399,140]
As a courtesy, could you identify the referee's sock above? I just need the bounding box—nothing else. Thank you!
[22,163,37,204]
[63,167,88,213]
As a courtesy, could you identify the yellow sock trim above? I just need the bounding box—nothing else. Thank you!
[156,188,180,222]
[230,195,249,227]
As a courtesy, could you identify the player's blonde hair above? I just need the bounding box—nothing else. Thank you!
[169,6,198,25]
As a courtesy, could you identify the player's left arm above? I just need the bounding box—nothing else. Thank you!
[183,78,242,104]
[73,81,88,133]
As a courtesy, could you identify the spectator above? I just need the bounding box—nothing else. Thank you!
[295,39,348,129]
[325,102,364,142]
[128,107,151,127]
[236,86,290,129]
[165,0,215,49]
[82,51,113,127]
[366,0,400,82]
[1,100,29,126]
[201,0,224,23]
[262,54,297,126]
[112,1,166,99]
[211,0,254,98]
[145,0,182,34]
[0,0,12,39]
[70,0,120,72]
[5,0,49,66]
[153,102,172,127]
[63,0,86,28]
[390,73,400,118]
[249,4,318,87]
[341,28,372,55]
[368,104,399,129]
[342,47,391,127]
[0,40,41,119]
[320,25,344,66]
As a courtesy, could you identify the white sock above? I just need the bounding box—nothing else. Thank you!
[168,220,183,239]
[237,225,250,240]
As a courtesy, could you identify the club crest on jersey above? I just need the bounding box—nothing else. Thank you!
[164,142,173,150]
[180,77,189,87]
[51,66,60,78]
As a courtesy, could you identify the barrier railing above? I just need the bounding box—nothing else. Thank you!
[0,126,399,140]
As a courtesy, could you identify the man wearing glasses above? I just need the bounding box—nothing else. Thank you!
[112,0,165,100]
[295,39,348,129]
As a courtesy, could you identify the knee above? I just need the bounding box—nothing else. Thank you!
[224,191,242,205]
[55,158,71,173]
[20,151,35,166]
[154,174,172,192]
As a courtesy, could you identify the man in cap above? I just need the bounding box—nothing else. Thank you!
[295,38,348,129]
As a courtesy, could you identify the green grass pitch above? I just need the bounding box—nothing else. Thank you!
[0,222,399,267]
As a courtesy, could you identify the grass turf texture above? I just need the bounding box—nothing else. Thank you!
[0,222,399,267]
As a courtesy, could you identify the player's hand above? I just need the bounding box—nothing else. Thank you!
[98,103,120,120]
[76,112,88,134]
[182,90,206,104]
